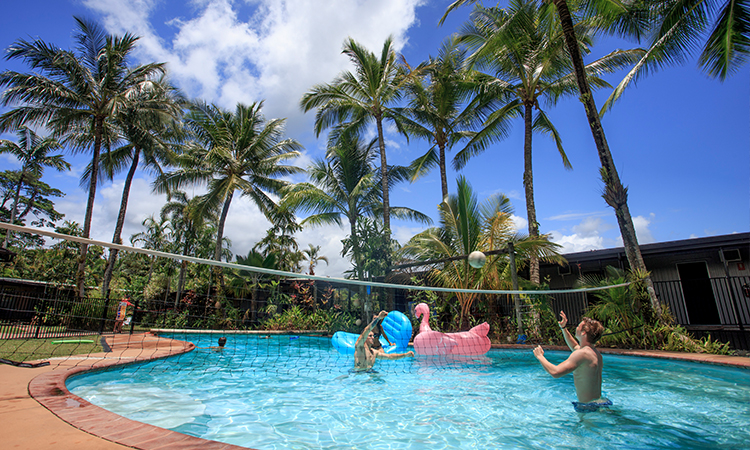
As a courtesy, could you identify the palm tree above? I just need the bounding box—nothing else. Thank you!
[97,77,185,299]
[601,0,750,113]
[0,127,69,248]
[131,214,172,293]
[234,249,279,322]
[0,17,166,297]
[399,176,562,328]
[160,190,218,305]
[457,0,643,284]
[254,207,304,273]
[401,37,494,201]
[300,37,414,245]
[548,0,661,313]
[281,132,431,280]
[302,243,329,275]
[157,101,303,294]
[441,0,662,313]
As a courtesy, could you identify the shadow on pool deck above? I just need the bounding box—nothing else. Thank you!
[1,333,748,450]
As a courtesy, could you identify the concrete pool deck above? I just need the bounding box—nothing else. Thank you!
[1,333,748,450]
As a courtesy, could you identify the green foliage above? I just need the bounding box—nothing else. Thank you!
[260,305,354,332]
[579,266,731,355]
[342,217,396,280]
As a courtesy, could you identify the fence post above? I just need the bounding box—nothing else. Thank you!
[99,289,112,334]
[129,298,139,335]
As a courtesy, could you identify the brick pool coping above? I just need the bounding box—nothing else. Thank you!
[15,333,750,450]
[27,332,252,450]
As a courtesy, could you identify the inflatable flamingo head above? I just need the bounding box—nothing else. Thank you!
[414,302,429,320]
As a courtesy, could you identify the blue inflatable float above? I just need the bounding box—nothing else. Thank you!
[331,310,413,355]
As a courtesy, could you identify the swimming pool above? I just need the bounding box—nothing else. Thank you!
[67,334,750,449]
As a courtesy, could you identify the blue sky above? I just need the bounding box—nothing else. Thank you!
[1,0,748,277]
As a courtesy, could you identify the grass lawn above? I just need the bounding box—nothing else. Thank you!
[0,335,104,362]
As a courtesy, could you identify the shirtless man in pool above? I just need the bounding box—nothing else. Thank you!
[533,311,608,407]
[354,311,414,371]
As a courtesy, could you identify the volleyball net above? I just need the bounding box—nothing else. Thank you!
[0,222,630,374]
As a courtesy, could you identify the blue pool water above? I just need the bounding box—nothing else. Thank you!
[67,334,750,449]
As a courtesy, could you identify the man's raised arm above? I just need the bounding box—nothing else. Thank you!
[355,310,388,348]
[558,311,580,351]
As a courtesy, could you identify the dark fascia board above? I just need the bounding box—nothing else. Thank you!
[0,277,75,289]
[555,232,750,265]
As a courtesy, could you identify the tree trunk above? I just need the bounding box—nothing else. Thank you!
[438,137,448,201]
[523,103,540,284]
[102,148,141,298]
[349,214,364,281]
[3,171,24,249]
[76,117,104,298]
[375,115,390,236]
[213,192,233,297]
[552,0,661,314]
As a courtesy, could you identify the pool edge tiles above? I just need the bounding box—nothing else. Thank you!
[28,332,254,450]
[490,344,750,369]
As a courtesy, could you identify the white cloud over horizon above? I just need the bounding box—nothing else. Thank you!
[83,0,423,137]
[55,0,428,278]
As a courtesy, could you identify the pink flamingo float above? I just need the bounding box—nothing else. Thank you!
[413,302,491,356]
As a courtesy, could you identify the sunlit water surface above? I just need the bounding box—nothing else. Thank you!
[67,334,750,449]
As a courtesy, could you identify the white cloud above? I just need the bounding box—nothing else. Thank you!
[549,216,612,254]
[548,214,655,254]
[632,213,655,244]
[67,0,427,279]
[511,214,527,232]
[572,216,613,237]
[549,231,605,254]
[85,0,423,137]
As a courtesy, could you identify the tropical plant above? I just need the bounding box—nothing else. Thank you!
[399,176,563,329]
[160,190,218,305]
[602,0,750,112]
[302,243,329,275]
[341,217,399,280]
[0,17,167,297]
[254,208,303,273]
[400,37,492,201]
[0,170,65,248]
[232,249,279,323]
[130,214,172,295]
[441,0,662,313]
[300,37,416,246]
[0,127,69,248]
[97,76,185,299]
[578,265,730,354]
[157,101,303,295]
[281,132,430,280]
[457,0,643,285]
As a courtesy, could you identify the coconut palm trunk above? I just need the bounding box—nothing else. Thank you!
[4,171,25,249]
[212,191,233,296]
[102,148,141,298]
[375,115,391,236]
[438,137,449,200]
[551,0,660,313]
[76,118,104,298]
[522,102,540,284]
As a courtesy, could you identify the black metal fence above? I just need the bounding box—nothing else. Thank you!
[2,276,749,349]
